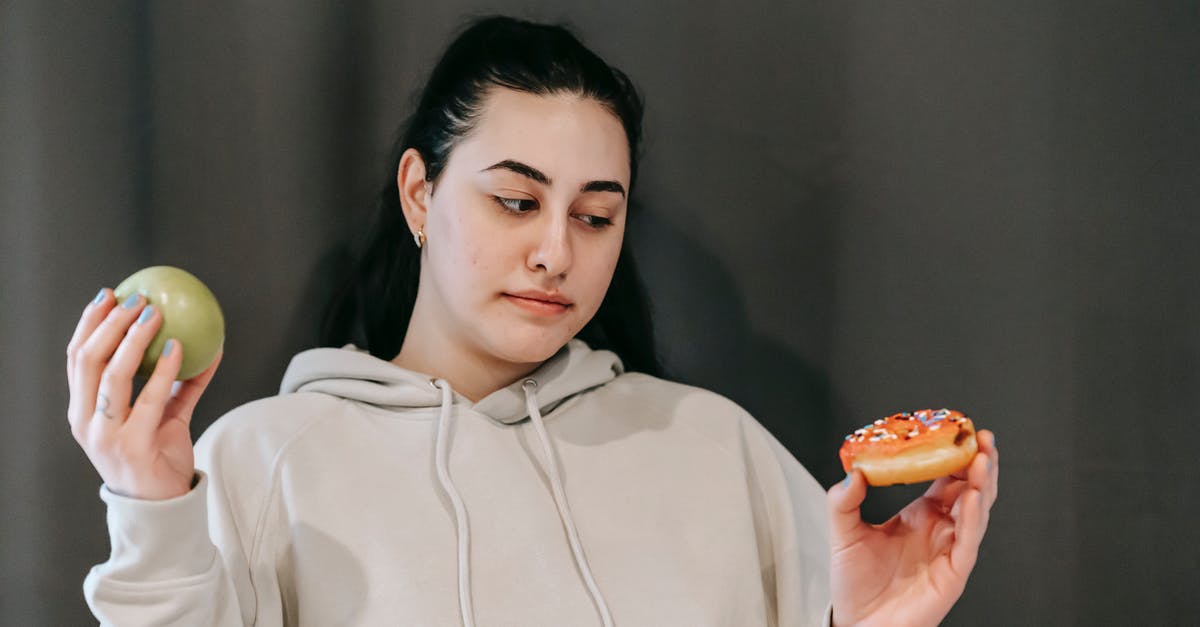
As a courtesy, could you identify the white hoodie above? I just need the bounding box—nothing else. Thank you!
[84,340,832,626]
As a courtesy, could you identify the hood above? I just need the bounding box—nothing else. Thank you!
[279,338,624,425]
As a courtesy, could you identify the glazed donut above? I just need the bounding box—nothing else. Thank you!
[839,409,978,486]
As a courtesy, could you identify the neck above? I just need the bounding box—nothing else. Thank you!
[392,301,538,403]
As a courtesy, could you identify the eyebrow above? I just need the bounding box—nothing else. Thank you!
[481,159,626,199]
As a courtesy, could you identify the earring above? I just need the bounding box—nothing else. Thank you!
[413,227,426,249]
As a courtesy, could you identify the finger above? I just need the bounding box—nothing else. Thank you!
[931,517,957,557]
[67,288,114,377]
[95,304,163,428]
[923,474,968,509]
[126,337,184,435]
[163,347,223,423]
[977,430,1000,508]
[949,487,987,577]
[67,289,117,439]
[827,469,869,545]
[73,293,146,426]
[965,437,994,508]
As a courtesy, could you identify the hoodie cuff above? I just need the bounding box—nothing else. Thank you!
[96,471,217,581]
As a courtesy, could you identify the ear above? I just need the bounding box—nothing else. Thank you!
[397,148,433,239]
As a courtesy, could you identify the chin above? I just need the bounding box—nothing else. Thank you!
[488,326,576,365]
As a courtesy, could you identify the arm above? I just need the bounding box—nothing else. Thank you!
[83,415,291,626]
[83,473,253,626]
[740,415,833,627]
[69,288,283,625]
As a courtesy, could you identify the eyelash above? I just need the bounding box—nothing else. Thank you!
[491,196,612,229]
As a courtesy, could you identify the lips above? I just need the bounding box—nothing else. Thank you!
[504,290,573,306]
[503,290,573,316]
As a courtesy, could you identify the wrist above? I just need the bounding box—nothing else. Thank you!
[106,472,199,501]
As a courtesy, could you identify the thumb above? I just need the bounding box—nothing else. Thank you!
[827,469,868,545]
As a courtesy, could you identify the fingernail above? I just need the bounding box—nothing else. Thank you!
[163,338,175,356]
[987,457,994,473]
[137,305,155,324]
[91,288,106,305]
[121,293,140,309]
[842,473,852,488]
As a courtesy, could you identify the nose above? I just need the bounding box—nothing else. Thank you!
[526,212,572,277]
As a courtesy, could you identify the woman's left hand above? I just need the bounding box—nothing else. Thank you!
[826,430,999,627]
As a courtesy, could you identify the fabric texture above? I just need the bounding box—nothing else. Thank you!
[84,340,832,626]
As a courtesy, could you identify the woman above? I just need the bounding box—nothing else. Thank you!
[67,16,998,627]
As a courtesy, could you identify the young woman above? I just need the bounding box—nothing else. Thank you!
[67,16,998,627]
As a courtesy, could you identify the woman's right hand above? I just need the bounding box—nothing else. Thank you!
[66,288,222,501]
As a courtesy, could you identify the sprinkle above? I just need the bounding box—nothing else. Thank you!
[874,419,886,426]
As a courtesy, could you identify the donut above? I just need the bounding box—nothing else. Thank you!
[839,409,978,486]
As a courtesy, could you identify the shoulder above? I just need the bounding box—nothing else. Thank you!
[596,371,752,418]
[194,391,345,473]
[581,372,770,454]
[593,372,823,482]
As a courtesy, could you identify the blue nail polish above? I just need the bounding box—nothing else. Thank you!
[137,305,155,324]
[163,338,174,356]
[121,293,140,309]
[91,289,106,305]
[987,456,994,473]
[842,474,852,488]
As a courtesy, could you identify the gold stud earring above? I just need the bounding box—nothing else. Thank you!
[413,227,426,249]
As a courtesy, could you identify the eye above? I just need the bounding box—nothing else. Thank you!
[492,196,537,214]
[576,214,613,229]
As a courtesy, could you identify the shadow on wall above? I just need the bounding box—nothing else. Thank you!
[629,202,839,488]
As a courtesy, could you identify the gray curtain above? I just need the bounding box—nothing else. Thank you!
[3,1,1196,624]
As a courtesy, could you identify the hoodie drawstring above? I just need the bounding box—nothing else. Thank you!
[431,378,614,627]
[433,380,476,627]
[523,379,615,627]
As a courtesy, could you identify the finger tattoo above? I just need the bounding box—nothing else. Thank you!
[95,393,116,419]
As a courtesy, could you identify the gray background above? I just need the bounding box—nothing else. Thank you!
[3,1,1197,625]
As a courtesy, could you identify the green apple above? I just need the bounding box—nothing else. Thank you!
[114,266,225,380]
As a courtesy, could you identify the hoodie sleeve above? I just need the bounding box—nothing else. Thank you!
[739,414,834,627]
[83,407,288,626]
[82,473,253,626]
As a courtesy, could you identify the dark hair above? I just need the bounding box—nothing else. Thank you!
[320,15,662,376]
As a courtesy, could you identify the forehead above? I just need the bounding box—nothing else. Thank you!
[452,88,631,186]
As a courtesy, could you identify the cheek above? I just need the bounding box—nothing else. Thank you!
[580,239,623,306]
